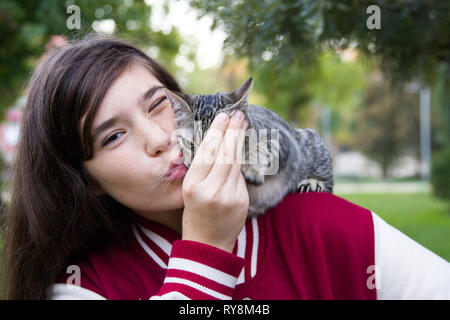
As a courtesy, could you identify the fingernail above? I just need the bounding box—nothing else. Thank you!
[232,110,244,120]
[216,112,228,122]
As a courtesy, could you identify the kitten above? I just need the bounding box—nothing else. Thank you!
[165,77,333,217]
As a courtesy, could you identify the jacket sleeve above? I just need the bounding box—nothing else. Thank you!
[150,240,245,300]
[371,211,450,299]
[48,240,244,300]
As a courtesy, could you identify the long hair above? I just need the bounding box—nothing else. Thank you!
[0,36,183,299]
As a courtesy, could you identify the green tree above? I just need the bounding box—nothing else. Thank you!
[431,147,450,199]
[188,0,449,82]
[218,49,368,141]
[353,74,420,178]
[250,56,316,127]
[0,0,182,113]
[307,51,368,144]
[189,0,449,165]
[431,64,450,150]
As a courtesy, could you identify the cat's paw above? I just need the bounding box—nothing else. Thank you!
[242,164,265,185]
[297,179,326,193]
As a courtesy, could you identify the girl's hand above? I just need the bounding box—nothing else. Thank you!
[181,110,249,253]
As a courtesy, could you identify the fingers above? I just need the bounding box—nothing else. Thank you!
[186,112,229,183]
[230,170,249,210]
[204,110,246,186]
[228,121,247,185]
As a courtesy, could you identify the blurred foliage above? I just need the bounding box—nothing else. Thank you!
[246,55,318,127]
[310,52,367,111]
[1,0,448,171]
[188,0,449,83]
[431,64,450,150]
[217,50,368,132]
[0,0,183,115]
[184,66,232,94]
[189,0,449,163]
[431,147,450,200]
[307,51,368,141]
[353,73,420,178]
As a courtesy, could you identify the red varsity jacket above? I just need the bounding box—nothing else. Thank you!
[50,192,450,300]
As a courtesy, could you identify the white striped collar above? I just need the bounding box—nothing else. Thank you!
[132,216,264,284]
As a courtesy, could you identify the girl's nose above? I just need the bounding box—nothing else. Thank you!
[143,122,172,157]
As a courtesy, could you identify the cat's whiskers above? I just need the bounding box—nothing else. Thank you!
[161,174,173,193]
[154,168,178,194]
[151,171,171,191]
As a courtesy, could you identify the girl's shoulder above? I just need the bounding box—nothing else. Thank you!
[263,192,375,251]
[257,192,377,299]
[266,191,373,226]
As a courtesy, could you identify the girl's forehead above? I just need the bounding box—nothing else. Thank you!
[101,65,161,107]
[81,65,162,130]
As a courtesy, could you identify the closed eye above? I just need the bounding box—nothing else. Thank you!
[149,97,167,113]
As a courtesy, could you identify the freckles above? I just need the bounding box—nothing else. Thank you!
[100,156,136,187]
[161,110,176,132]
[166,107,176,121]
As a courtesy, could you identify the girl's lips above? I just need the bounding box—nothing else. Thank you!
[165,162,188,180]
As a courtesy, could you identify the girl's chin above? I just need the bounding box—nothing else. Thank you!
[132,182,184,211]
[162,185,184,208]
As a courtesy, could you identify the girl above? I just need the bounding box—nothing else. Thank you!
[1,36,449,300]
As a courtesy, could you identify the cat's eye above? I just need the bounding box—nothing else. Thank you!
[149,97,167,113]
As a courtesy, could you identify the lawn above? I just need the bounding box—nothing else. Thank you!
[338,192,450,261]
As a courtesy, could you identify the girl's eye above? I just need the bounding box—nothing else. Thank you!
[149,97,167,113]
[103,132,124,146]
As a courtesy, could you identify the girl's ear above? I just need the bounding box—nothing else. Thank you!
[227,77,254,104]
[165,89,193,120]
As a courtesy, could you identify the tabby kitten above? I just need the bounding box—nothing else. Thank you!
[166,78,333,217]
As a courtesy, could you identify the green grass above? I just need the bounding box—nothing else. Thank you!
[337,193,450,261]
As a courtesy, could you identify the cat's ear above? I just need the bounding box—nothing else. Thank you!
[164,89,193,119]
[228,77,254,104]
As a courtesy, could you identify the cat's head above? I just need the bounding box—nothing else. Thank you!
[165,77,253,167]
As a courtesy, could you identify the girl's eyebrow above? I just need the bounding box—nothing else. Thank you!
[91,115,122,143]
[141,85,166,102]
[92,85,166,142]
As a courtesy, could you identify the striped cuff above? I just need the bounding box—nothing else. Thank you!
[156,240,245,300]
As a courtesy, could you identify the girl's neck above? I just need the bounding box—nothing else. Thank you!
[134,207,184,235]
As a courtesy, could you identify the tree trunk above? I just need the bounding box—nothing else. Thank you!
[381,160,389,179]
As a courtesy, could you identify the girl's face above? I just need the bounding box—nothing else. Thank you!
[81,64,185,220]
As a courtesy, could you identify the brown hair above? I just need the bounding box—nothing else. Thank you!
[0,36,183,299]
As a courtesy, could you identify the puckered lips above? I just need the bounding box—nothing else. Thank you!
[165,151,187,180]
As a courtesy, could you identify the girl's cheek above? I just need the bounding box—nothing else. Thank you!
[163,110,176,131]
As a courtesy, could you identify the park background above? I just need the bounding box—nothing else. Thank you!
[0,0,448,260]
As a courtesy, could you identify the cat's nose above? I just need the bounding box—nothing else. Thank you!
[169,146,184,165]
